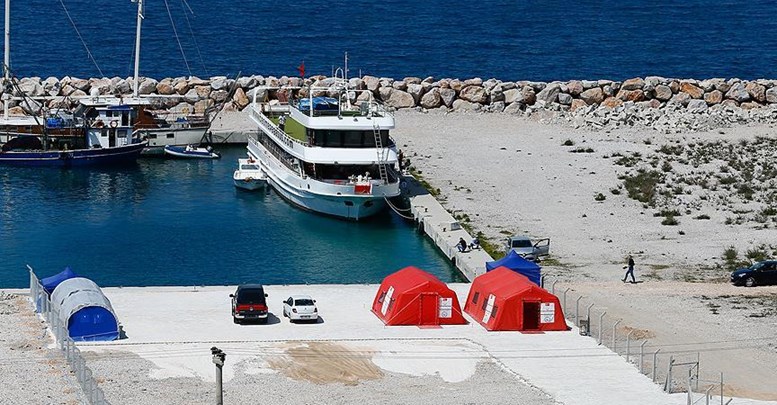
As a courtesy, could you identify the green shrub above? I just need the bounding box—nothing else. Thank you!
[594,193,606,201]
[661,216,679,225]
[562,139,575,146]
[623,170,664,205]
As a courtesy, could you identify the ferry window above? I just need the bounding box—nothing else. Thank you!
[344,131,362,147]
[323,130,341,147]
[167,133,174,138]
[363,132,376,147]
[148,134,157,139]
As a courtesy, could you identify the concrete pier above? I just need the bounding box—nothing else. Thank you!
[404,175,492,281]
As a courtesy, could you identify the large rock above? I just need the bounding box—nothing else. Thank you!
[88,78,112,95]
[114,79,131,95]
[419,88,442,109]
[680,82,703,99]
[210,76,229,91]
[195,85,211,99]
[439,88,456,108]
[741,102,760,110]
[620,77,644,91]
[183,88,199,103]
[503,101,524,114]
[464,78,483,86]
[602,97,623,109]
[459,85,487,104]
[349,77,365,90]
[194,99,214,115]
[247,87,267,102]
[670,92,691,106]
[138,78,158,95]
[557,93,573,105]
[363,76,380,93]
[18,79,44,97]
[579,87,604,105]
[156,81,175,95]
[236,76,258,89]
[449,79,464,92]
[567,80,584,96]
[43,77,61,97]
[407,83,425,104]
[233,88,249,109]
[653,85,673,101]
[452,99,481,112]
[704,90,723,105]
[392,80,408,91]
[503,88,524,104]
[616,89,645,102]
[386,90,415,109]
[174,80,190,95]
[535,83,560,104]
[521,86,536,105]
[570,99,587,111]
[210,89,229,103]
[745,82,766,103]
[766,87,777,103]
[725,83,750,102]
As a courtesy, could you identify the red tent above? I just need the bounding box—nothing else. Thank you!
[464,267,569,331]
[372,266,467,326]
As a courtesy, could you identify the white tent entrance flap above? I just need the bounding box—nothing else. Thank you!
[482,294,496,324]
[381,286,395,315]
[540,302,556,324]
[438,297,453,318]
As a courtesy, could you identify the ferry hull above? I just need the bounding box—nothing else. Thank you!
[0,142,146,167]
[267,175,388,220]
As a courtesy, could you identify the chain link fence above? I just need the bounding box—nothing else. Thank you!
[28,266,110,405]
[546,277,731,405]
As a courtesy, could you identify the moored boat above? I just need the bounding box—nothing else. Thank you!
[164,144,221,159]
[233,158,267,190]
[246,67,401,220]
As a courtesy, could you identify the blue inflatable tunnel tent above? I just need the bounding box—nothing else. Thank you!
[486,251,542,286]
[50,278,119,342]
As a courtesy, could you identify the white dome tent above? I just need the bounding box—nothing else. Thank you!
[50,278,120,341]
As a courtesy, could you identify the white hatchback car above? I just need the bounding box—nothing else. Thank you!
[282,295,318,322]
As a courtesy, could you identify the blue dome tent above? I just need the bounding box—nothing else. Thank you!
[50,278,119,342]
[486,251,542,286]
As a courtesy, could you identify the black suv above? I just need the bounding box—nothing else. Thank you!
[230,284,268,324]
[731,261,777,287]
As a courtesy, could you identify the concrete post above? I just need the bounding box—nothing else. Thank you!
[639,341,647,374]
[211,347,226,405]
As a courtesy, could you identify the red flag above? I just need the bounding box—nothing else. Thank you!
[297,61,305,78]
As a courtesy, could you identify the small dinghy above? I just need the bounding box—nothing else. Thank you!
[233,158,267,190]
[164,144,221,159]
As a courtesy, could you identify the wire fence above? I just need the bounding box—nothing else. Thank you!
[28,266,110,405]
[545,276,731,405]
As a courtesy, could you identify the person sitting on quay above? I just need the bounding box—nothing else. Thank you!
[469,237,480,250]
[457,237,468,253]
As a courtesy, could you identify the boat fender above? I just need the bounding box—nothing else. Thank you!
[94,120,104,128]
[244,177,253,182]
[109,120,119,128]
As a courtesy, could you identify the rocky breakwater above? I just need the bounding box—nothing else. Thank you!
[4,75,777,132]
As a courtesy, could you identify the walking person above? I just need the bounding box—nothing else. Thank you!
[622,255,636,283]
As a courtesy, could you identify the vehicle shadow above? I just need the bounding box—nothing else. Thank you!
[239,313,281,325]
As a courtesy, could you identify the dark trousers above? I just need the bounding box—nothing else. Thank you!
[623,266,635,282]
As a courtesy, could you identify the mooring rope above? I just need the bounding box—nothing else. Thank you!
[59,0,104,77]
[180,0,209,76]
[384,196,415,220]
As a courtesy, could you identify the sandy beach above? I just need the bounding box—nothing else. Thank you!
[3,109,777,404]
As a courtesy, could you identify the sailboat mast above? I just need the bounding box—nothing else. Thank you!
[4,0,10,119]
[133,0,143,98]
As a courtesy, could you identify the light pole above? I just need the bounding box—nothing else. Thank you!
[211,347,226,405]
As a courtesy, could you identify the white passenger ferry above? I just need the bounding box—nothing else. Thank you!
[246,80,401,220]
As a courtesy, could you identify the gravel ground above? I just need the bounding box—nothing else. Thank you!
[0,292,81,405]
[84,343,557,405]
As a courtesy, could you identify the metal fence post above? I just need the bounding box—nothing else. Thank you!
[551,280,558,295]
[665,356,675,393]
[598,312,606,345]
[612,319,621,352]
[639,341,647,374]
[586,303,594,324]
[541,275,546,288]
[626,330,634,362]
[575,296,583,325]
[562,288,571,315]
[652,349,661,382]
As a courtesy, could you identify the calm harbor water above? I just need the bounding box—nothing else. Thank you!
[0,146,461,288]
[7,1,777,81]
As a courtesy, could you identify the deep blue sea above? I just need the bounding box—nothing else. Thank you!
[5,0,777,81]
[0,146,462,288]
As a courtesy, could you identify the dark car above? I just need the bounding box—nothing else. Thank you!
[731,261,777,287]
[230,284,268,324]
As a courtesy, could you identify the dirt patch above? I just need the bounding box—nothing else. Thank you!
[267,341,383,385]
[619,325,655,340]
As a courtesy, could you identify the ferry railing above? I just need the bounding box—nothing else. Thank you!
[28,266,110,405]
[248,106,305,149]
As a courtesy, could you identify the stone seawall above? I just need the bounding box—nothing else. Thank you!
[6,74,777,132]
